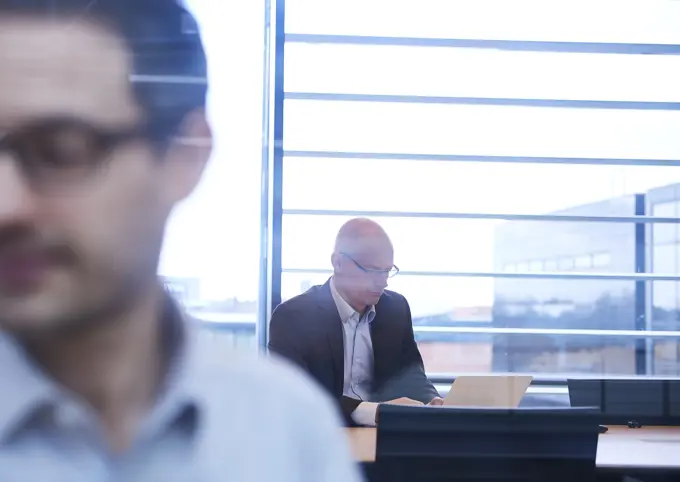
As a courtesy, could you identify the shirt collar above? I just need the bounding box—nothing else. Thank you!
[329,277,376,324]
[0,335,56,443]
[0,289,203,444]
[148,293,205,429]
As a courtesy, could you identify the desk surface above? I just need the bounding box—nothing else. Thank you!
[346,426,680,469]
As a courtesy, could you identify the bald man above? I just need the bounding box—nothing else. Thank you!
[269,218,442,426]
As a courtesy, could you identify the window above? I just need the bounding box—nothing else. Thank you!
[528,261,543,272]
[286,0,680,44]
[544,260,559,272]
[282,215,630,275]
[158,0,265,349]
[652,201,680,245]
[271,0,680,378]
[558,258,575,271]
[286,45,680,103]
[285,101,680,160]
[574,255,593,270]
[592,253,611,269]
[281,272,637,375]
[284,158,680,216]
[281,212,642,375]
[651,243,680,374]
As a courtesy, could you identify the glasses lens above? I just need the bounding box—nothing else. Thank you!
[11,119,115,183]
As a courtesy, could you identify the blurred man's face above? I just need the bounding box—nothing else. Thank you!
[0,16,209,334]
[335,239,394,310]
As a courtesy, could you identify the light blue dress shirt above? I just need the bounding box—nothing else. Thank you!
[330,277,376,402]
[0,294,363,482]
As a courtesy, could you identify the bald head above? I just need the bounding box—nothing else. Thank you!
[333,218,393,256]
[331,218,395,311]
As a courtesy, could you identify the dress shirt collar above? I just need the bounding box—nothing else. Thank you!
[0,288,203,444]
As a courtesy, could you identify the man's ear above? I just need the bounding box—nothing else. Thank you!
[331,252,341,271]
[161,108,213,203]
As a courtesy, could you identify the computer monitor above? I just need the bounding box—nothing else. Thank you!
[375,405,599,482]
[568,378,680,426]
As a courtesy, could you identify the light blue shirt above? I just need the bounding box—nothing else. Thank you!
[330,277,376,402]
[0,295,362,482]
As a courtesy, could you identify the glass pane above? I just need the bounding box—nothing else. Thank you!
[652,201,680,245]
[284,100,680,159]
[424,332,640,376]
[282,215,636,274]
[286,44,680,102]
[282,272,644,375]
[593,253,612,269]
[158,0,264,340]
[651,281,679,319]
[286,0,680,44]
[558,257,575,271]
[284,158,680,215]
[282,272,633,324]
[528,260,543,272]
[651,240,680,374]
[574,255,593,270]
[652,244,680,274]
[651,244,680,330]
[653,340,680,376]
[544,260,559,271]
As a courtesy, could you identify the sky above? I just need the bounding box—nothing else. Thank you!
[158,0,680,317]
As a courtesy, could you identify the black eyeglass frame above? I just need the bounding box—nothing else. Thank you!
[340,251,400,278]
[0,117,160,188]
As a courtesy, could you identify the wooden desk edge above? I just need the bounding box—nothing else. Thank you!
[347,427,377,463]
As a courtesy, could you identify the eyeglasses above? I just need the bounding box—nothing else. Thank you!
[341,252,399,278]
[0,117,146,188]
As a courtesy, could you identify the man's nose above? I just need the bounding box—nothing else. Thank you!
[0,159,37,224]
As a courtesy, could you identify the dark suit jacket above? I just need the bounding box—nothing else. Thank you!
[268,279,438,425]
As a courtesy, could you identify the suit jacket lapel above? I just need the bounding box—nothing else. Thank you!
[318,280,345,396]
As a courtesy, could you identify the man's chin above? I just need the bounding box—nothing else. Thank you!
[365,292,383,305]
[0,292,78,335]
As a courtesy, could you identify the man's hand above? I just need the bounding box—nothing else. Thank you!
[428,397,444,406]
[374,398,424,425]
[384,397,424,406]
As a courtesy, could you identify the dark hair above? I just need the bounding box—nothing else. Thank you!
[0,0,208,141]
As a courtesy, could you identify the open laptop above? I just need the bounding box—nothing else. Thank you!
[443,375,534,408]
